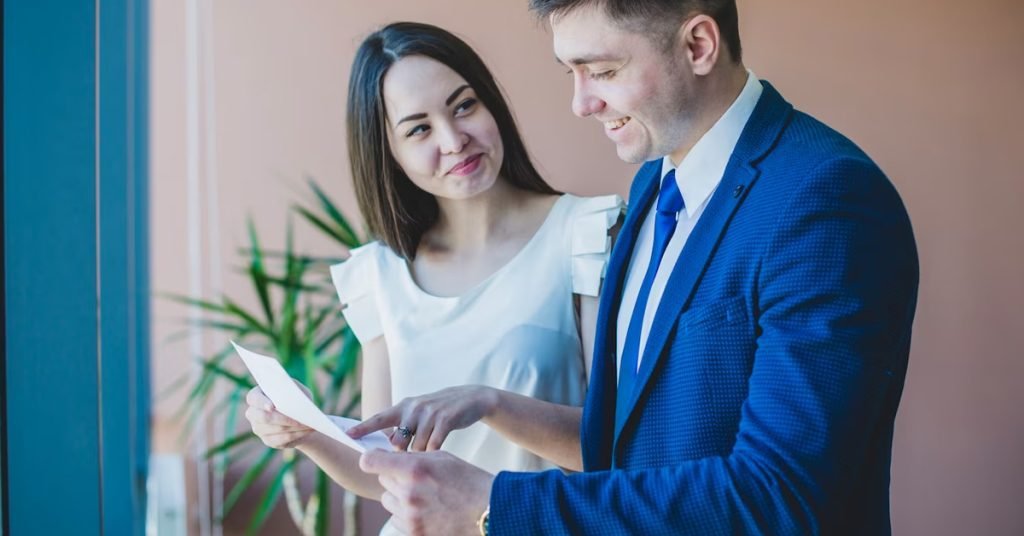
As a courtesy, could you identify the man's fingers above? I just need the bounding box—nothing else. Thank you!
[359,449,393,474]
[360,448,416,476]
[379,490,400,515]
[378,472,404,494]
[386,511,411,535]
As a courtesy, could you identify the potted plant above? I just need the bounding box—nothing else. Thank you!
[169,181,365,535]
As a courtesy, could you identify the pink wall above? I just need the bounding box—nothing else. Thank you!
[151,1,1024,534]
[737,2,1024,533]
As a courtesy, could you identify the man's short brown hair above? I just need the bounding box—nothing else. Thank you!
[529,0,742,63]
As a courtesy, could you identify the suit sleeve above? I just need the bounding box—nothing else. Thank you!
[489,156,919,535]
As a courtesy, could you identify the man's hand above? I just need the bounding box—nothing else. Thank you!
[360,449,495,536]
[348,385,499,452]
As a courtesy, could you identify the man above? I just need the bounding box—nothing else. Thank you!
[358,1,919,534]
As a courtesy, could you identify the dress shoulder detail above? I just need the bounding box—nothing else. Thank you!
[569,194,625,297]
[329,242,384,343]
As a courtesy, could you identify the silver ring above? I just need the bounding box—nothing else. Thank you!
[396,426,413,439]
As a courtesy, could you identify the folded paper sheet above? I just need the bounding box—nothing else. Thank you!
[231,341,392,453]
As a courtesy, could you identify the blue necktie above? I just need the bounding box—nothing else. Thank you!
[615,169,684,431]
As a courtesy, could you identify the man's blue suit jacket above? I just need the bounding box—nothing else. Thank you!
[490,82,919,535]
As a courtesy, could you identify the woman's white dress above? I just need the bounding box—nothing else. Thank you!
[330,193,622,533]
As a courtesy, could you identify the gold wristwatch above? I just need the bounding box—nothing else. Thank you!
[477,506,490,536]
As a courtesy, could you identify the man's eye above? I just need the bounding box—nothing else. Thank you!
[590,70,615,80]
[406,124,429,138]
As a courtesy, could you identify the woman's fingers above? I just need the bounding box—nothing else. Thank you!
[257,428,309,449]
[244,402,312,448]
[409,415,435,452]
[250,417,312,448]
[425,424,450,451]
[348,405,402,438]
[245,386,273,410]
[245,406,303,428]
[389,425,414,451]
[353,388,488,452]
[243,385,318,449]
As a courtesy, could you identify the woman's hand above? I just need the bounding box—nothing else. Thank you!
[347,385,499,452]
[244,385,315,449]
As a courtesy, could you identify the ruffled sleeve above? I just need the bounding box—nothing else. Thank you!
[329,243,384,343]
[570,194,625,297]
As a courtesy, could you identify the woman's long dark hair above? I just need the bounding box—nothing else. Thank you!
[347,21,557,259]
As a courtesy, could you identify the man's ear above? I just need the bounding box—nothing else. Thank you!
[680,14,722,76]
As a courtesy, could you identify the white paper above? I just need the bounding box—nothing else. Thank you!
[231,341,392,453]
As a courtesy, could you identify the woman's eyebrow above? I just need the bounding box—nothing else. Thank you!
[395,113,427,128]
[445,84,471,106]
[394,85,473,128]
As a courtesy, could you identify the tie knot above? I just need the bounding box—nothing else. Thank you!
[657,170,684,215]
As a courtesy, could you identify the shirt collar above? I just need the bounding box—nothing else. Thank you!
[661,71,763,218]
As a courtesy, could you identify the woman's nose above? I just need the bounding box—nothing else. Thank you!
[437,121,469,154]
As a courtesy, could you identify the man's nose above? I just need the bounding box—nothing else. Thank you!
[571,79,606,118]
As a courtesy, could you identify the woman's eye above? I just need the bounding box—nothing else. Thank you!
[406,124,429,138]
[590,70,615,80]
[454,98,478,115]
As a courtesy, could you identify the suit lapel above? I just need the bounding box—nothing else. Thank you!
[581,161,660,470]
[612,81,795,446]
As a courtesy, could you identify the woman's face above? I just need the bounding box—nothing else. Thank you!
[382,55,504,200]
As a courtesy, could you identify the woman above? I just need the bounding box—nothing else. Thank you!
[244,21,621,533]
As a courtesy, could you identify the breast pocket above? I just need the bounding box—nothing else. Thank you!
[679,295,749,334]
[666,295,755,441]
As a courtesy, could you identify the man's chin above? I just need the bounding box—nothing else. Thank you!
[615,143,653,165]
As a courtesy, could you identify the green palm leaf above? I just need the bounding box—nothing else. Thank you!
[315,470,330,535]
[308,179,361,247]
[204,430,255,459]
[246,455,298,535]
[247,219,276,327]
[222,447,276,517]
[165,178,365,533]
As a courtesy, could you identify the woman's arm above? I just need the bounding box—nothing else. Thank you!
[245,336,393,500]
[349,385,585,471]
[463,284,600,469]
[297,336,393,500]
[482,388,584,471]
[578,294,599,382]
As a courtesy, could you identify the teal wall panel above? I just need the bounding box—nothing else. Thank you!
[4,0,149,532]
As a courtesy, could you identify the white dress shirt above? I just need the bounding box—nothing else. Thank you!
[616,72,763,376]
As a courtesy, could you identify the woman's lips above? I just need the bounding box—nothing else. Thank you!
[448,154,483,176]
